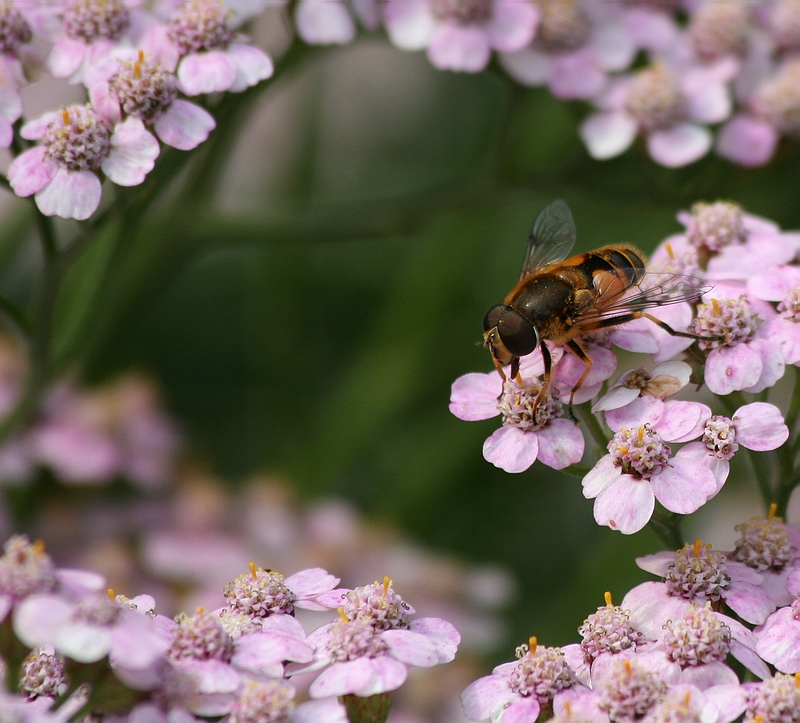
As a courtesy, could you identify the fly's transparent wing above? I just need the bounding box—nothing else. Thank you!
[519,200,577,281]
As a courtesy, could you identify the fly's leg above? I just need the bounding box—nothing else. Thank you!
[531,341,552,421]
[565,339,593,423]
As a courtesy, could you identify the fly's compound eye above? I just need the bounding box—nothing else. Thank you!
[484,305,539,357]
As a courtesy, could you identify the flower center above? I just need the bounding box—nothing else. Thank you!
[0,3,31,54]
[430,0,492,26]
[498,379,563,432]
[598,660,666,723]
[685,201,746,253]
[340,576,411,630]
[608,425,671,478]
[779,287,800,322]
[169,611,234,662]
[20,648,68,700]
[688,0,750,61]
[74,595,122,626]
[63,0,130,43]
[745,673,800,722]
[662,604,731,667]
[691,296,759,350]
[578,603,642,661]
[109,53,179,123]
[624,65,687,132]
[43,106,111,172]
[223,565,295,617]
[664,541,730,602]
[755,61,800,138]
[508,640,575,702]
[327,618,388,661]
[229,680,296,723]
[702,415,738,461]
[0,535,57,600]
[168,0,236,54]
[535,0,591,51]
[733,514,794,572]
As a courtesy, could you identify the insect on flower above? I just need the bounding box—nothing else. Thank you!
[483,200,712,413]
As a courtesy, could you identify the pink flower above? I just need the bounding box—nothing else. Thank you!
[449,348,585,473]
[690,296,785,395]
[461,639,578,722]
[592,361,691,414]
[141,0,273,96]
[678,403,788,493]
[755,586,800,674]
[624,540,776,629]
[583,400,715,534]
[89,50,216,150]
[383,0,538,73]
[749,265,800,365]
[500,4,637,100]
[8,104,159,220]
[46,0,144,84]
[580,59,736,167]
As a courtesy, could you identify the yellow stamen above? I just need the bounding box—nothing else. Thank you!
[623,660,633,676]
[249,561,257,580]
[563,701,572,717]
[712,298,721,316]
[693,539,702,557]
[33,540,46,555]
[768,503,778,520]
[683,691,691,706]
[795,672,800,688]
[665,243,674,260]
[134,60,141,79]
[619,446,629,456]
[196,607,205,615]
[138,49,144,63]
[637,427,644,444]
[338,607,349,623]
[382,575,392,596]
[61,108,69,124]
[604,591,613,606]
[107,588,115,600]
[528,636,538,654]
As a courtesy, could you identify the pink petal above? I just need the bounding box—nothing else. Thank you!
[55,622,111,662]
[35,168,102,221]
[232,631,314,673]
[154,99,215,151]
[534,418,585,470]
[89,81,122,124]
[409,618,460,663]
[284,567,339,598]
[658,401,711,443]
[649,454,717,514]
[683,67,732,123]
[580,111,637,159]
[8,146,57,197]
[592,384,639,413]
[13,594,72,648]
[482,426,538,473]
[102,118,159,186]
[647,123,711,168]
[581,455,619,499]
[449,372,501,421]
[461,675,513,720]
[593,474,655,534]
[294,699,349,723]
[743,338,785,393]
[383,0,435,50]
[383,629,438,667]
[704,344,762,395]
[47,36,86,78]
[486,0,538,52]
[502,697,542,723]
[20,112,58,141]
[755,608,800,672]
[716,115,778,167]
[427,25,491,73]
[604,395,664,432]
[679,441,728,494]
[757,317,800,365]
[621,582,687,638]
[725,581,775,625]
[734,402,789,451]
[555,345,617,388]
[748,265,800,301]
[499,47,550,87]
[295,0,356,44]
[550,51,607,100]
[227,43,274,93]
[178,50,237,95]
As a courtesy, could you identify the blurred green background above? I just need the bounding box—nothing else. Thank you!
[3,33,800,659]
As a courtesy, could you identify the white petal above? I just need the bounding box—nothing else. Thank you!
[579,111,637,159]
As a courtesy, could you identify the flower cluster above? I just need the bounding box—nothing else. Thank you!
[0,336,179,490]
[0,533,460,722]
[462,511,800,723]
[451,199,796,535]
[285,0,800,167]
[2,0,273,220]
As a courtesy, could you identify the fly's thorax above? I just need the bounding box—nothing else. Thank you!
[507,274,575,339]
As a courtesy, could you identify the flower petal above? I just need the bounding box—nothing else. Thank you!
[733,402,789,451]
[593,474,655,534]
[647,123,711,168]
[102,117,159,186]
[483,426,538,473]
[154,99,215,151]
[36,168,101,220]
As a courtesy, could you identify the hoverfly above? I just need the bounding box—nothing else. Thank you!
[483,200,708,410]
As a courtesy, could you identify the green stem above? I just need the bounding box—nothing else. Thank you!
[647,509,684,549]
[575,403,610,459]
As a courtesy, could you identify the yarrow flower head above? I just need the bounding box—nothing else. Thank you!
[0,536,57,603]
[461,637,576,722]
[661,604,731,668]
[597,658,667,722]
[578,594,643,662]
[684,201,747,257]
[8,103,159,220]
[19,646,68,699]
[449,348,584,473]
[744,673,800,722]
[733,510,796,574]
[340,576,413,629]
